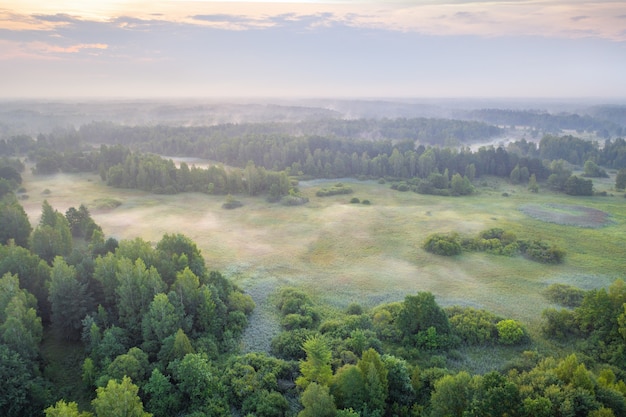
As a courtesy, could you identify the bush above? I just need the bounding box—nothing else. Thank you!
[496,319,526,345]
[280,195,309,206]
[519,240,565,264]
[316,184,353,197]
[361,200,371,205]
[222,195,243,209]
[446,306,501,345]
[544,284,585,307]
[349,197,360,204]
[423,233,462,256]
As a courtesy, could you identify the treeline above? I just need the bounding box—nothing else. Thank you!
[467,108,624,137]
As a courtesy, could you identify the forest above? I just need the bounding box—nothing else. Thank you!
[1,103,626,417]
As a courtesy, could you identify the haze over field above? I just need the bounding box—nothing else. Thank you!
[2,0,626,99]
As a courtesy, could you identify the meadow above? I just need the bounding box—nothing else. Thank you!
[18,167,626,353]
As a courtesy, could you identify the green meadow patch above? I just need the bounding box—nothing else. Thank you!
[519,203,612,228]
[20,170,626,354]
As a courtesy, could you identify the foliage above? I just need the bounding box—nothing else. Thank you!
[92,376,151,417]
[297,335,333,389]
[0,197,32,247]
[446,306,501,345]
[298,383,337,417]
[423,233,462,256]
[496,319,526,345]
[544,283,586,307]
[316,183,353,197]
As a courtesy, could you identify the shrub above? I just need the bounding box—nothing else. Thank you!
[222,195,243,209]
[361,199,371,205]
[446,306,501,345]
[349,197,360,204]
[519,240,565,264]
[280,195,309,206]
[544,284,585,307]
[316,184,353,197]
[423,233,462,256]
[496,319,526,345]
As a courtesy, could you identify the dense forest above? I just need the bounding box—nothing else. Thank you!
[1,112,626,416]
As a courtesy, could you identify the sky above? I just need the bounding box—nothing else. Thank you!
[1,0,626,99]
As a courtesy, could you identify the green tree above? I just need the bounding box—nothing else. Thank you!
[616,168,626,190]
[45,400,93,417]
[528,173,539,192]
[48,257,92,340]
[141,293,182,355]
[296,335,333,389]
[0,292,43,361]
[92,376,151,417]
[397,292,450,344]
[331,364,366,411]
[169,353,223,413]
[298,382,337,417]
[105,347,150,385]
[430,371,472,417]
[0,200,32,247]
[143,368,180,417]
[358,348,389,416]
[30,201,73,263]
[115,258,166,340]
[496,319,525,345]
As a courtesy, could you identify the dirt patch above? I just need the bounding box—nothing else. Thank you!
[520,203,611,228]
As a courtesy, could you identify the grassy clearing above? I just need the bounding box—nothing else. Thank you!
[20,170,626,354]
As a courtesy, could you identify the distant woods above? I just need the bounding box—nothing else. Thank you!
[1,120,626,198]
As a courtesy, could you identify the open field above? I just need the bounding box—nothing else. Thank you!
[18,168,626,350]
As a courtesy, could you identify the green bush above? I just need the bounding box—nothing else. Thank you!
[544,284,586,307]
[361,199,371,205]
[349,197,360,204]
[496,319,526,345]
[519,240,565,264]
[423,233,462,256]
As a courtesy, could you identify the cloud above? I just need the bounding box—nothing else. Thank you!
[32,13,79,23]
[571,15,589,22]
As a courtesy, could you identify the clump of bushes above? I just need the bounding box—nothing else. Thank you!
[361,199,371,205]
[349,197,360,204]
[280,195,309,206]
[222,195,243,209]
[316,183,353,197]
[423,233,462,256]
[425,228,565,264]
[544,283,586,307]
[518,239,565,264]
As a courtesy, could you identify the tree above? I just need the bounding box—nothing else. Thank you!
[1,292,43,361]
[331,365,366,411]
[0,200,32,247]
[30,201,73,263]
[397,292,450,343]
[45,400,93,417]
[430,371,472,417]
[357,348,389,416]
[616,168,626,190]
[298,383,337,417]
[496,319,525,345]
[143,368,180,417]
[141,293,183,355]
[296,335,333,389]
[528,173,539,192]
[92,376,151,417]
[115,258,166,340]
[48,257,92,340]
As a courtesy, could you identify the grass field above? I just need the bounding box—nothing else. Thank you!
[19,168,626,352]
